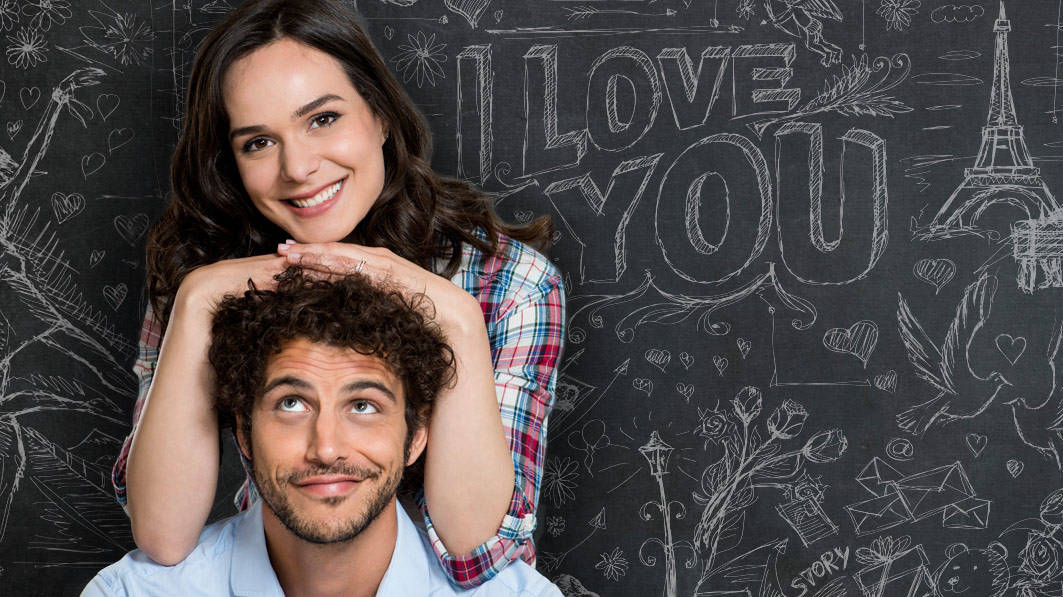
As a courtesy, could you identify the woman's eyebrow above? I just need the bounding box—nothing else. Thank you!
[229,93,346,141]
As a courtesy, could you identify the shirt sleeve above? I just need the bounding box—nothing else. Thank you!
[418,267,566,588]
[111,304,164,511]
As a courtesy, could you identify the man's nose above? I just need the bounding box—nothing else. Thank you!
[306,411,346,466]
[279,136,320,182]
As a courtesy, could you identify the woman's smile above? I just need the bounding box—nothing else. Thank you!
[283,175,347,217]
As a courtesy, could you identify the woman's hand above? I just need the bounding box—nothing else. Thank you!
[176,253,291,313]
[278,241,483,333]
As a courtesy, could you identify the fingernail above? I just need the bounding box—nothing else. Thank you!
[286,252,301,261]
[277,243,289,253]
[285,239,296,244]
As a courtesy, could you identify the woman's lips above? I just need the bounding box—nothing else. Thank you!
[284,176,346,218]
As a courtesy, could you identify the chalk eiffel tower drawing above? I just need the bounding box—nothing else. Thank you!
[918,2,1058,241]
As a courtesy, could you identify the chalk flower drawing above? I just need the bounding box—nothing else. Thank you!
[546,515,566,537]
[877,0,920,32]
[595,547,629,581]
[80,5,155,67]
[5,26,47,69]
[22,0,72,32]
[544,456,580,507]
[0,0,20,31]
[390,31,446,88]
[691,388,847,594]
[1004,488,1063,593]
[737,0,754,20]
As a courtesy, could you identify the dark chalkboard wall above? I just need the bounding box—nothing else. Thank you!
[2,0,1062,595]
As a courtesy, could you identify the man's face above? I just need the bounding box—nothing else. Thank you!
[237,337,426,544]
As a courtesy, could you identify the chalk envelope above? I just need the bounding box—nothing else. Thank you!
[855,456,904,497]
[846,493,911,536]
[942,496,991,530]
[893,462,975,521]
[853,544,934,597]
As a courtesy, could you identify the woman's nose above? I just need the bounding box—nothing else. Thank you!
[279,136,320,182]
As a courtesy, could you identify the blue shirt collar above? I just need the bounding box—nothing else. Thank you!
[229,499,432,596]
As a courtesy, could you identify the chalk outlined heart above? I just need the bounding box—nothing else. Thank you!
[108,128,134,153]
[675,383,694,401]
[822,320,879,368]
[644,348,670,372]
[6,119,20,139]
[20,86,39,110]
[114,213,149,246]
[872,370,897,393]
[81,152,106,178]
[89,249,105,268]
[96,93,120,120]
[995,333,1026,365]
[444,0,492,28]
[965,433,987,458]
[103,283,127,310]
[51,192,85,224]
[737,338,751,359]
[632,378,653,396]
[913,258,956,294]
[679,352,694,369]
[713,354,728,376]
[1007,459,1024,478]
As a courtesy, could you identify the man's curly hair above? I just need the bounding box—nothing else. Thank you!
[208,267,456,487]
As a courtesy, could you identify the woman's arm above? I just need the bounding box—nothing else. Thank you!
[116,254,288,565]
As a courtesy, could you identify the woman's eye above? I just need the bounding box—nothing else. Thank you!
[242,137,271,153]
[279,397,306,412]
[310,112,338,128]
[351,400,378,414]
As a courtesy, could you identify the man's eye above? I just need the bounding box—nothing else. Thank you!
[351,400,378,414]
[279,397,306,412]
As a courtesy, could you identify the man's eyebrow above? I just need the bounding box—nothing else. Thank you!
[229,94,345,142]
[261,375,397,404]
[341,380,397,404]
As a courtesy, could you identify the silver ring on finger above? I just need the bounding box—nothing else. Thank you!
[355,258,366,274]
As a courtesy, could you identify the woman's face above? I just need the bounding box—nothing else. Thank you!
[223,38,387,243]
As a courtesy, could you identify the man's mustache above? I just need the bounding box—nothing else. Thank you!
[284,464,382,484]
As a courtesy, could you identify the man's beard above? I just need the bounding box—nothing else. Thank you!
[252,443,409,545]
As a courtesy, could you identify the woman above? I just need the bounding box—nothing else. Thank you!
[110,0,565,587]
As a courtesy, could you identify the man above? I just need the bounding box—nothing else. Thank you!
[84,269,561,596]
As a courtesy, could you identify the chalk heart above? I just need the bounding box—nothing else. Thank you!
[6,119,21,139]
[383,25,394,40]
[873,370,897,393]
[89,249,105,268]
[20,86,39,110]
[644,348,671,371]
[444,0,491,28]
[965,433,988,458]
[822,320,878,368]
[1006,459,1024,478]
[713,354,728,376]
[737,337,751,359]
[632,378,653,395]
[913,258,956,294]
[514,209,533,223]
[995,333,1026,365]
[679,351,694,369]
[51,192,85,224]
[675,383,694,401]
[103,283,127,311]
[108,128,134,153]
[96,93,119,120]
[81,152,106,178]
[114,213,149,246]
[493,8,503,22]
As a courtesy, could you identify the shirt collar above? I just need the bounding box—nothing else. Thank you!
[230,500,284,597]
[229,499,431,596]
[376,502,433,594]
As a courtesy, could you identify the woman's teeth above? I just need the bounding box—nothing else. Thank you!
[290,180,342,208]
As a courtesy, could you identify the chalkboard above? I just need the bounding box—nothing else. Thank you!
[2,1,1062,595]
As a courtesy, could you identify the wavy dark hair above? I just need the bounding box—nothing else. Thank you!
[147,0,552,323]
[208,267,456,492]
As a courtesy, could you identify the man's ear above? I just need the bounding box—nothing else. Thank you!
[406,413,429,467]
[234,413,252,462]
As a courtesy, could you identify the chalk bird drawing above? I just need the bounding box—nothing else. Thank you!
[1006,321,1063,469]
[895,274,1011,435]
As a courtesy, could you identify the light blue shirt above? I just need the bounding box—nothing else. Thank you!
[82,500,561,596]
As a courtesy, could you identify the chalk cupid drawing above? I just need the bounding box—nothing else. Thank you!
[895,274,1011,435]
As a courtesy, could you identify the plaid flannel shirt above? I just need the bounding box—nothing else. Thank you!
[111,229,566,588]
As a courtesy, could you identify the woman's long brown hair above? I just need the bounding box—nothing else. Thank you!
[146,0,552,325]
